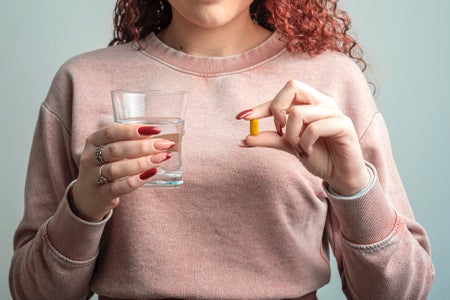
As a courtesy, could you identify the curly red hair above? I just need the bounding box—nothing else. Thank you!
[110,0,365,69]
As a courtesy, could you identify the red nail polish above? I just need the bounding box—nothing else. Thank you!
[154,140,176,150]
[150,151,172,164]
[164,152,173,161]
[140,168,157,180]
[236,109,253,120]
[138,126,161,136]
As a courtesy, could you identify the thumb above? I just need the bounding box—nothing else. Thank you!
[244,131,295,155]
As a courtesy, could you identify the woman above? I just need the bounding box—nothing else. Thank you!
[10,0,434,299]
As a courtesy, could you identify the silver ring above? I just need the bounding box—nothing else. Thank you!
[98,164,109,184]
[95,145,106,164]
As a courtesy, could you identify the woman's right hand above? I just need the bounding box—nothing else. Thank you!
[71,124,175,222]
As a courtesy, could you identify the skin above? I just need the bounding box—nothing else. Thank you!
[72,0,369,222]
[237,80,370,195]
[73,125,175,222]
[159,0,272,56]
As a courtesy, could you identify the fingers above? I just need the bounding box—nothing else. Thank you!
[72,164,159,221]
[242,104,351,158]
[91,138,175,165]
[237,79,366,192]
[298,116,355,156]
[236,80,336,135]
[88,124,160,146]
[244,131,294,154]
[284,105,342,155]
[82,122,178,166]
[101,172,158,198]
[73,145,171,220]
[73,123,180,221]
[79,124,176,197]
[100,152,171,184]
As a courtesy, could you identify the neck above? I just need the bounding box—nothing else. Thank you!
[157,11,271,57]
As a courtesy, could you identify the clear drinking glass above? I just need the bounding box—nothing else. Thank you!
[111,90,188,187]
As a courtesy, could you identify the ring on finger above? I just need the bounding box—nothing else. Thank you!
[95,145,106,164]
[98,164,109,184]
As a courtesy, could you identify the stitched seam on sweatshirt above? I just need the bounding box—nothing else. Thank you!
[42,219,98,266]
[358,111,379,141]
[42,102,72,136]
[138,48,287,77]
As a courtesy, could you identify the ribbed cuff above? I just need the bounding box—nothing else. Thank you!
[324,162,397,245]
[45,181,112,261]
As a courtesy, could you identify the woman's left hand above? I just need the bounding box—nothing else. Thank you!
[236,80,370,195]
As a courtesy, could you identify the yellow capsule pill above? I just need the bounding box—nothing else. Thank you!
[250,119,259,136]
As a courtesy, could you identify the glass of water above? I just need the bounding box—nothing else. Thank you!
[111,90,188,187]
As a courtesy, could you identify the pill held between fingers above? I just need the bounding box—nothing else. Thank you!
[250,119,259,136]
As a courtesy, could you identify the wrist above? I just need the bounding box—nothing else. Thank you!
[327,164,371,196]
[69,184,109,222]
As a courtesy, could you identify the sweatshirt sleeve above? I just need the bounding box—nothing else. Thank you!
[324,86,435,298]
[9,68,109,299]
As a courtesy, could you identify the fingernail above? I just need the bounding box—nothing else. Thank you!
[274,119,283,136]
[277,127,283,136]
[150,151,173,163]
[238,139,251,148]
[297,146,307,158]
[236,109,253,120]
[154,140,176,150]
[140,168,158,180]
[163,151,173,161]
[138,126,161,136]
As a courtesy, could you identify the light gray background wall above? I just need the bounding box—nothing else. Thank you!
[1,1,448,299]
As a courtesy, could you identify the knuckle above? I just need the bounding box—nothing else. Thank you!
[307,123,319,135]
[104,126,115,140]
[85,135,95,146]
[271,104,287,120]
[288,106,302,117]
[136,157,148,170]
[124,125,136,139]
[79,151,91,165]
[109,183,121,197]
[139,141,150,154]
[107,163,119,178]
[107,144,121,159]
[270,103,282,115]
[125,177,136,190]
[109,179,138,196]
[286,79,299,88]
[110,197,120,208]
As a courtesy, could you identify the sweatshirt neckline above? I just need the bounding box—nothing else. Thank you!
[139,32,287,77]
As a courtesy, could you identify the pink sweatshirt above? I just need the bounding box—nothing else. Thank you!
[10,33,434,299]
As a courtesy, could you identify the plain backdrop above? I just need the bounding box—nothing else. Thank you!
[1,1,448,299]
